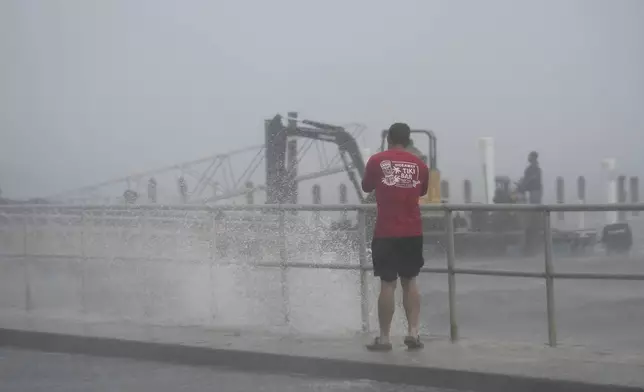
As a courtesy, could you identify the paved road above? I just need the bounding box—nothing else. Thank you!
[0,348,465,392]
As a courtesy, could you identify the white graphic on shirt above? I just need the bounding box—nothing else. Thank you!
[380,160,398,186]
[380,160,420,188]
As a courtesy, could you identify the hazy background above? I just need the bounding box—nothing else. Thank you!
[1,0,643,201]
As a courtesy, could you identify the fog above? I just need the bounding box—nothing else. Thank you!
[1,0,643,201]
[2,1,644,362]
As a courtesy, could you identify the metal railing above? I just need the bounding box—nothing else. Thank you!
[2,202,644,347]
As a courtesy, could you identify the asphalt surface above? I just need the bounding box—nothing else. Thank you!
[0,348,464,392]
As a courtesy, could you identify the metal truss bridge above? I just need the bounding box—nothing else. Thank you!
[47,113,368,206]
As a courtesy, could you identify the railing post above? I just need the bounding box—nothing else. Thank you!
[556,176,565,222]
[445,208,458,342]
[23,214,32,312]
[630,177,639,217]
[357,209,370,333]
[312,185,321,225]
[278,207,290,326]
[142,210,153,323]
[209,209,217,324]
[617,175,627,222]
[79,211,87,317]
[543,210,557,347]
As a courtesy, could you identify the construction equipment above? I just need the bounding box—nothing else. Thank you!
[264,114,366,205]
[264,115,518,233]
[259,114,597,256]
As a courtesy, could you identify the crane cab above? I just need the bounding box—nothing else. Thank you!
[379,129,441,205]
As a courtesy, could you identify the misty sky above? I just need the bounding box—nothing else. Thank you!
[1,0,643,200]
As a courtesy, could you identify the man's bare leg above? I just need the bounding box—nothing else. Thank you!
[377,279,397,343]
[401,277,420,337]
[401,276,423,349]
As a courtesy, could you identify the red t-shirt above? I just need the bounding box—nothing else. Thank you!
[362,149,429,238]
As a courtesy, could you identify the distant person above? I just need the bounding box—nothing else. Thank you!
[361,122,429,352]
[519,151,542,204]
[518,151,542,255]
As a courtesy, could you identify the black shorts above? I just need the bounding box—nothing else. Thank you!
[371,236,424,282]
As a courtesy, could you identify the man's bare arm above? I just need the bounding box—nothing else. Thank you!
[419,163,429,197]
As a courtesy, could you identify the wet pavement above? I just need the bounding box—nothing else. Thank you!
[0,348,463,392]
[1,316,642,390]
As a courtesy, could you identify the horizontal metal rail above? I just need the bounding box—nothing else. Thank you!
[3,202,644,212]
[4,252,642,282]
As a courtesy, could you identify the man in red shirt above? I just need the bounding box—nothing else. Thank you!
[362,122,429,352]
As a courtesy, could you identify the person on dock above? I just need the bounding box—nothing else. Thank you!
[519,151,542,204]
[361,122,429,352]
[518,151,543,255]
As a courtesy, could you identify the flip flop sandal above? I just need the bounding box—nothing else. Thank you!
[366,337,393,352]
[404,335,424,350]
